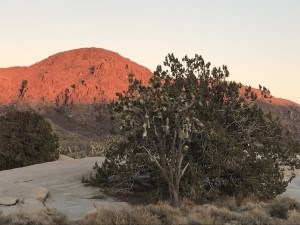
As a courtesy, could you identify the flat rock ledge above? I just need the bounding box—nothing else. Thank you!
[0,197,18,206]
[0,157,127,221]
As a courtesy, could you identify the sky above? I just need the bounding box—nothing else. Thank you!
[0,0,299,103]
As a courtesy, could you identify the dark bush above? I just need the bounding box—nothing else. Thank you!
[268,197,300,220]
[269,202,289,219]
[0,109,59,170]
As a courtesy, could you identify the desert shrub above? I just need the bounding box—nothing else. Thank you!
[0,109,59,170]
[268,197,300,220]
[269,202,289,219]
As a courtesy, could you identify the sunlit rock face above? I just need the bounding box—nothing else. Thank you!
[0,48,152,106]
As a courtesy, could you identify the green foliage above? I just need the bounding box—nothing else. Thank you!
[0,109,59,170]
[92,54,299,205]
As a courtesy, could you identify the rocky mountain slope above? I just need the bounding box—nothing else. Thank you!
[257,102,300,140]
[0,48,152,106]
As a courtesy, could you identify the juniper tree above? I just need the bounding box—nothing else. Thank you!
[93,54,299,206]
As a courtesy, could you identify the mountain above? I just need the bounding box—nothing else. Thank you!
[0,48,152,106]
[0,47,298,107]
[0,48,299,156]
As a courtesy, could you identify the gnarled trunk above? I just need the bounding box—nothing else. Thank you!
[168,179,180,207]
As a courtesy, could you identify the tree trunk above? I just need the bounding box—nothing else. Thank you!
[169,182,180,207]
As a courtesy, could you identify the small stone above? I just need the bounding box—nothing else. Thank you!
[0,196,18,206]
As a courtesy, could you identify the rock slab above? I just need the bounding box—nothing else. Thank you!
[0,197,18,206]
[0,156,126,220]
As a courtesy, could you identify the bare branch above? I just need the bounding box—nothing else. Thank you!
[180,162,189,180]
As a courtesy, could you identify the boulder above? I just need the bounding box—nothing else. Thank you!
[0,197,18,206]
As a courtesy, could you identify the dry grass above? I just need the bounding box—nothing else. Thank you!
[0,208,69,225]
[1,197,299,225]
[81,207,161,225]
[81,197,300,225]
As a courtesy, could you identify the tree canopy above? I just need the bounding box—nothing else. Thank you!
[92,54,299,206]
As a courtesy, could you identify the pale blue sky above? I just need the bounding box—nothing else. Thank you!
[0,0,299,103]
